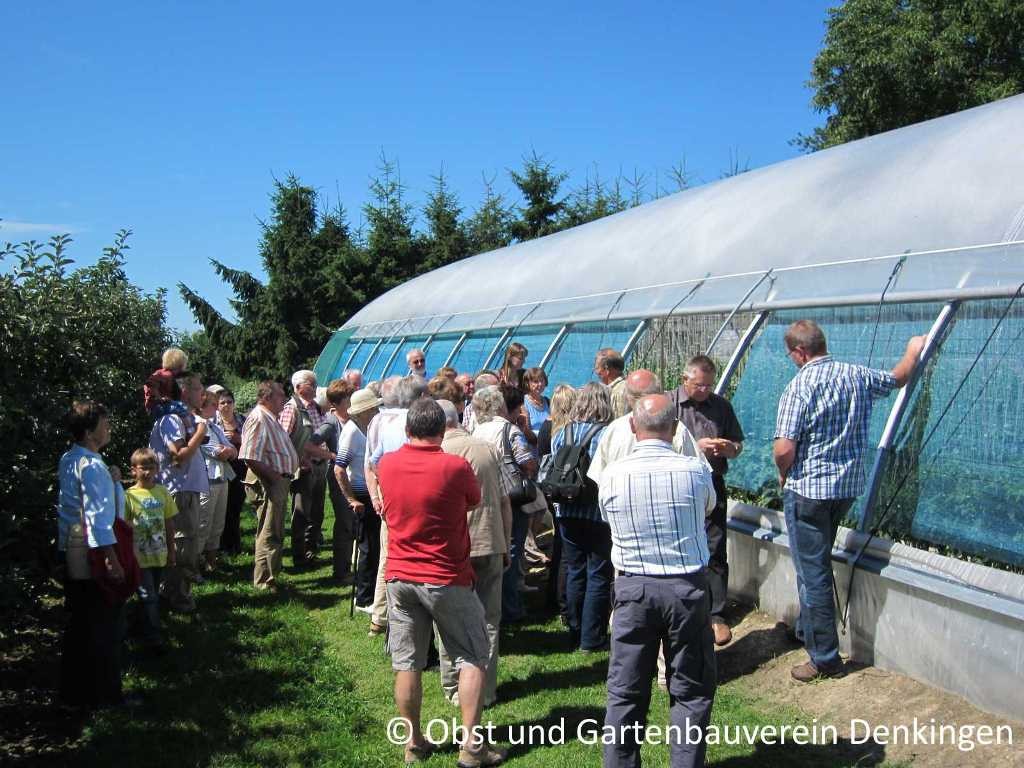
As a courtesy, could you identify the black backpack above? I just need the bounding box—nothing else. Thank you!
[540,423,603,504]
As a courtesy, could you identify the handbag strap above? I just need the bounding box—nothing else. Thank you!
[76,455,89,538]
[501,422,523,481]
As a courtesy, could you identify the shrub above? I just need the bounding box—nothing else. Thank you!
[0,231,170,609]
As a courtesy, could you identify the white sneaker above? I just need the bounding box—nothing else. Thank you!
[354,603,374,615]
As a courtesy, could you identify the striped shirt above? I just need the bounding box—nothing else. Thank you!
[775,355,898,500]
[335,419,368,494]
[598,439,715,575]
[239,404,300,476]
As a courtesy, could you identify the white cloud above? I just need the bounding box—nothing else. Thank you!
[0,219,80,236]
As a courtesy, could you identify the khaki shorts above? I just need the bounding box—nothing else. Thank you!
[386,580,489,672]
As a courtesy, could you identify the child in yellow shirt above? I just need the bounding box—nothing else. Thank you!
[124,448,178,648]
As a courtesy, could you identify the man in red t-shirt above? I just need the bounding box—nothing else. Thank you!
[377,398,505,767]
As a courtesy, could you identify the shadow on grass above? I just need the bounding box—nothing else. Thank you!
[500,624,576,657]
[496,658,608,705]
[711,735,886,767]
[29,526,375,768]
[495,705,607,760]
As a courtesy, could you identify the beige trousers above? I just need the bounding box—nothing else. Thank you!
[248,474,290,587]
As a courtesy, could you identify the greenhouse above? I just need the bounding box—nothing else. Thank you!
[315,94,1024,719]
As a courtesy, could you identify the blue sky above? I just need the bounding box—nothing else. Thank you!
[2,1,836,332]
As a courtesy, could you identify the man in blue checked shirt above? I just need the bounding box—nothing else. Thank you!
[774,319,924,683]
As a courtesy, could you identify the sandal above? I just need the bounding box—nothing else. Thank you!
[368,622,386,637]
[404,741,435,763]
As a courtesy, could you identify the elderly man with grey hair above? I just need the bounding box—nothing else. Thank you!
[587,369,703,486]
[406,348,427,377]
[279,369,333,568]
[361,375,429,631]
[436,399,511,708]
[599,393,717,768]
[343,369,363,389]
[463,371,499,433]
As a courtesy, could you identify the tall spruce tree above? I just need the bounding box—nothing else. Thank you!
[419,169,470,273]
[559,165,628,229]
[179,174,358,380]
[509,151,568,242]
[363,152,421,291]
[466,174,514,255]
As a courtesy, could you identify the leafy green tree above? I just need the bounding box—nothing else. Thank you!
[797,0,1024,151]
[509,151,568,241]
[0,231,170,604]
[465,174,514,255]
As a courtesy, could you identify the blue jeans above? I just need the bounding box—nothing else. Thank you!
[783,490,853,669]
[501,507,531,622]
[559,516,613,650]
[137,567,163,643]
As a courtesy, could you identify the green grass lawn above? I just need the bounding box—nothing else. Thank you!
[69,501,896,767]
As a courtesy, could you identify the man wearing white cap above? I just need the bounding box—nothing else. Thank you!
[334,388,381,624]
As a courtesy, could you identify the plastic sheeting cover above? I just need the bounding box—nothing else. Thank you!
[878,299,1024,566]
[728,303,944,526]
[343,95,1024,334]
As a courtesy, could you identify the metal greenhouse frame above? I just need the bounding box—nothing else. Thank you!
[315,95,1024,719]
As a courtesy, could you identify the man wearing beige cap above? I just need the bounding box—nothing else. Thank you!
[334,388,381,627]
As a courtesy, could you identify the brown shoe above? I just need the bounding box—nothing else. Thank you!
[791,659,844,683]
[404,741,435,764]
[456,744,506,767]
[711,617,732,646]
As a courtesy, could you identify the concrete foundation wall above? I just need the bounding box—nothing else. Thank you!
[726,502,1024,721]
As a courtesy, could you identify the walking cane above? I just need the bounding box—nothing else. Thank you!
[349,510,362,618]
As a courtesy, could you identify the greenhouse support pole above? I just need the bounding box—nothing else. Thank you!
[423,313,457,359]
[622,319,650,361]
[443,333,469,368]
[381,336,409,378]
[363,319,410,376]
[858,301,960,532]
[359,338,386,377]
[539,325,571,370]
[705,269,774,357]
[715,311,769,396]
[341,338,365,372]
[482,328,513,371]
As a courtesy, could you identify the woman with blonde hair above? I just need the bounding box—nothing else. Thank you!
[550,381,614,651]
[537,383,576,619]
[539,384,576,456]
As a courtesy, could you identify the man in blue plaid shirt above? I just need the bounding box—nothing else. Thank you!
[774,320,924,682]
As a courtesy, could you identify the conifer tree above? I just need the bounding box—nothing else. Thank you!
[419,169,470,273]
[509,151,568,242]
[179,174,358,379]
[466,174,514,255]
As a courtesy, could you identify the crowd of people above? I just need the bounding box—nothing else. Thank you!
[55,321,924,767]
